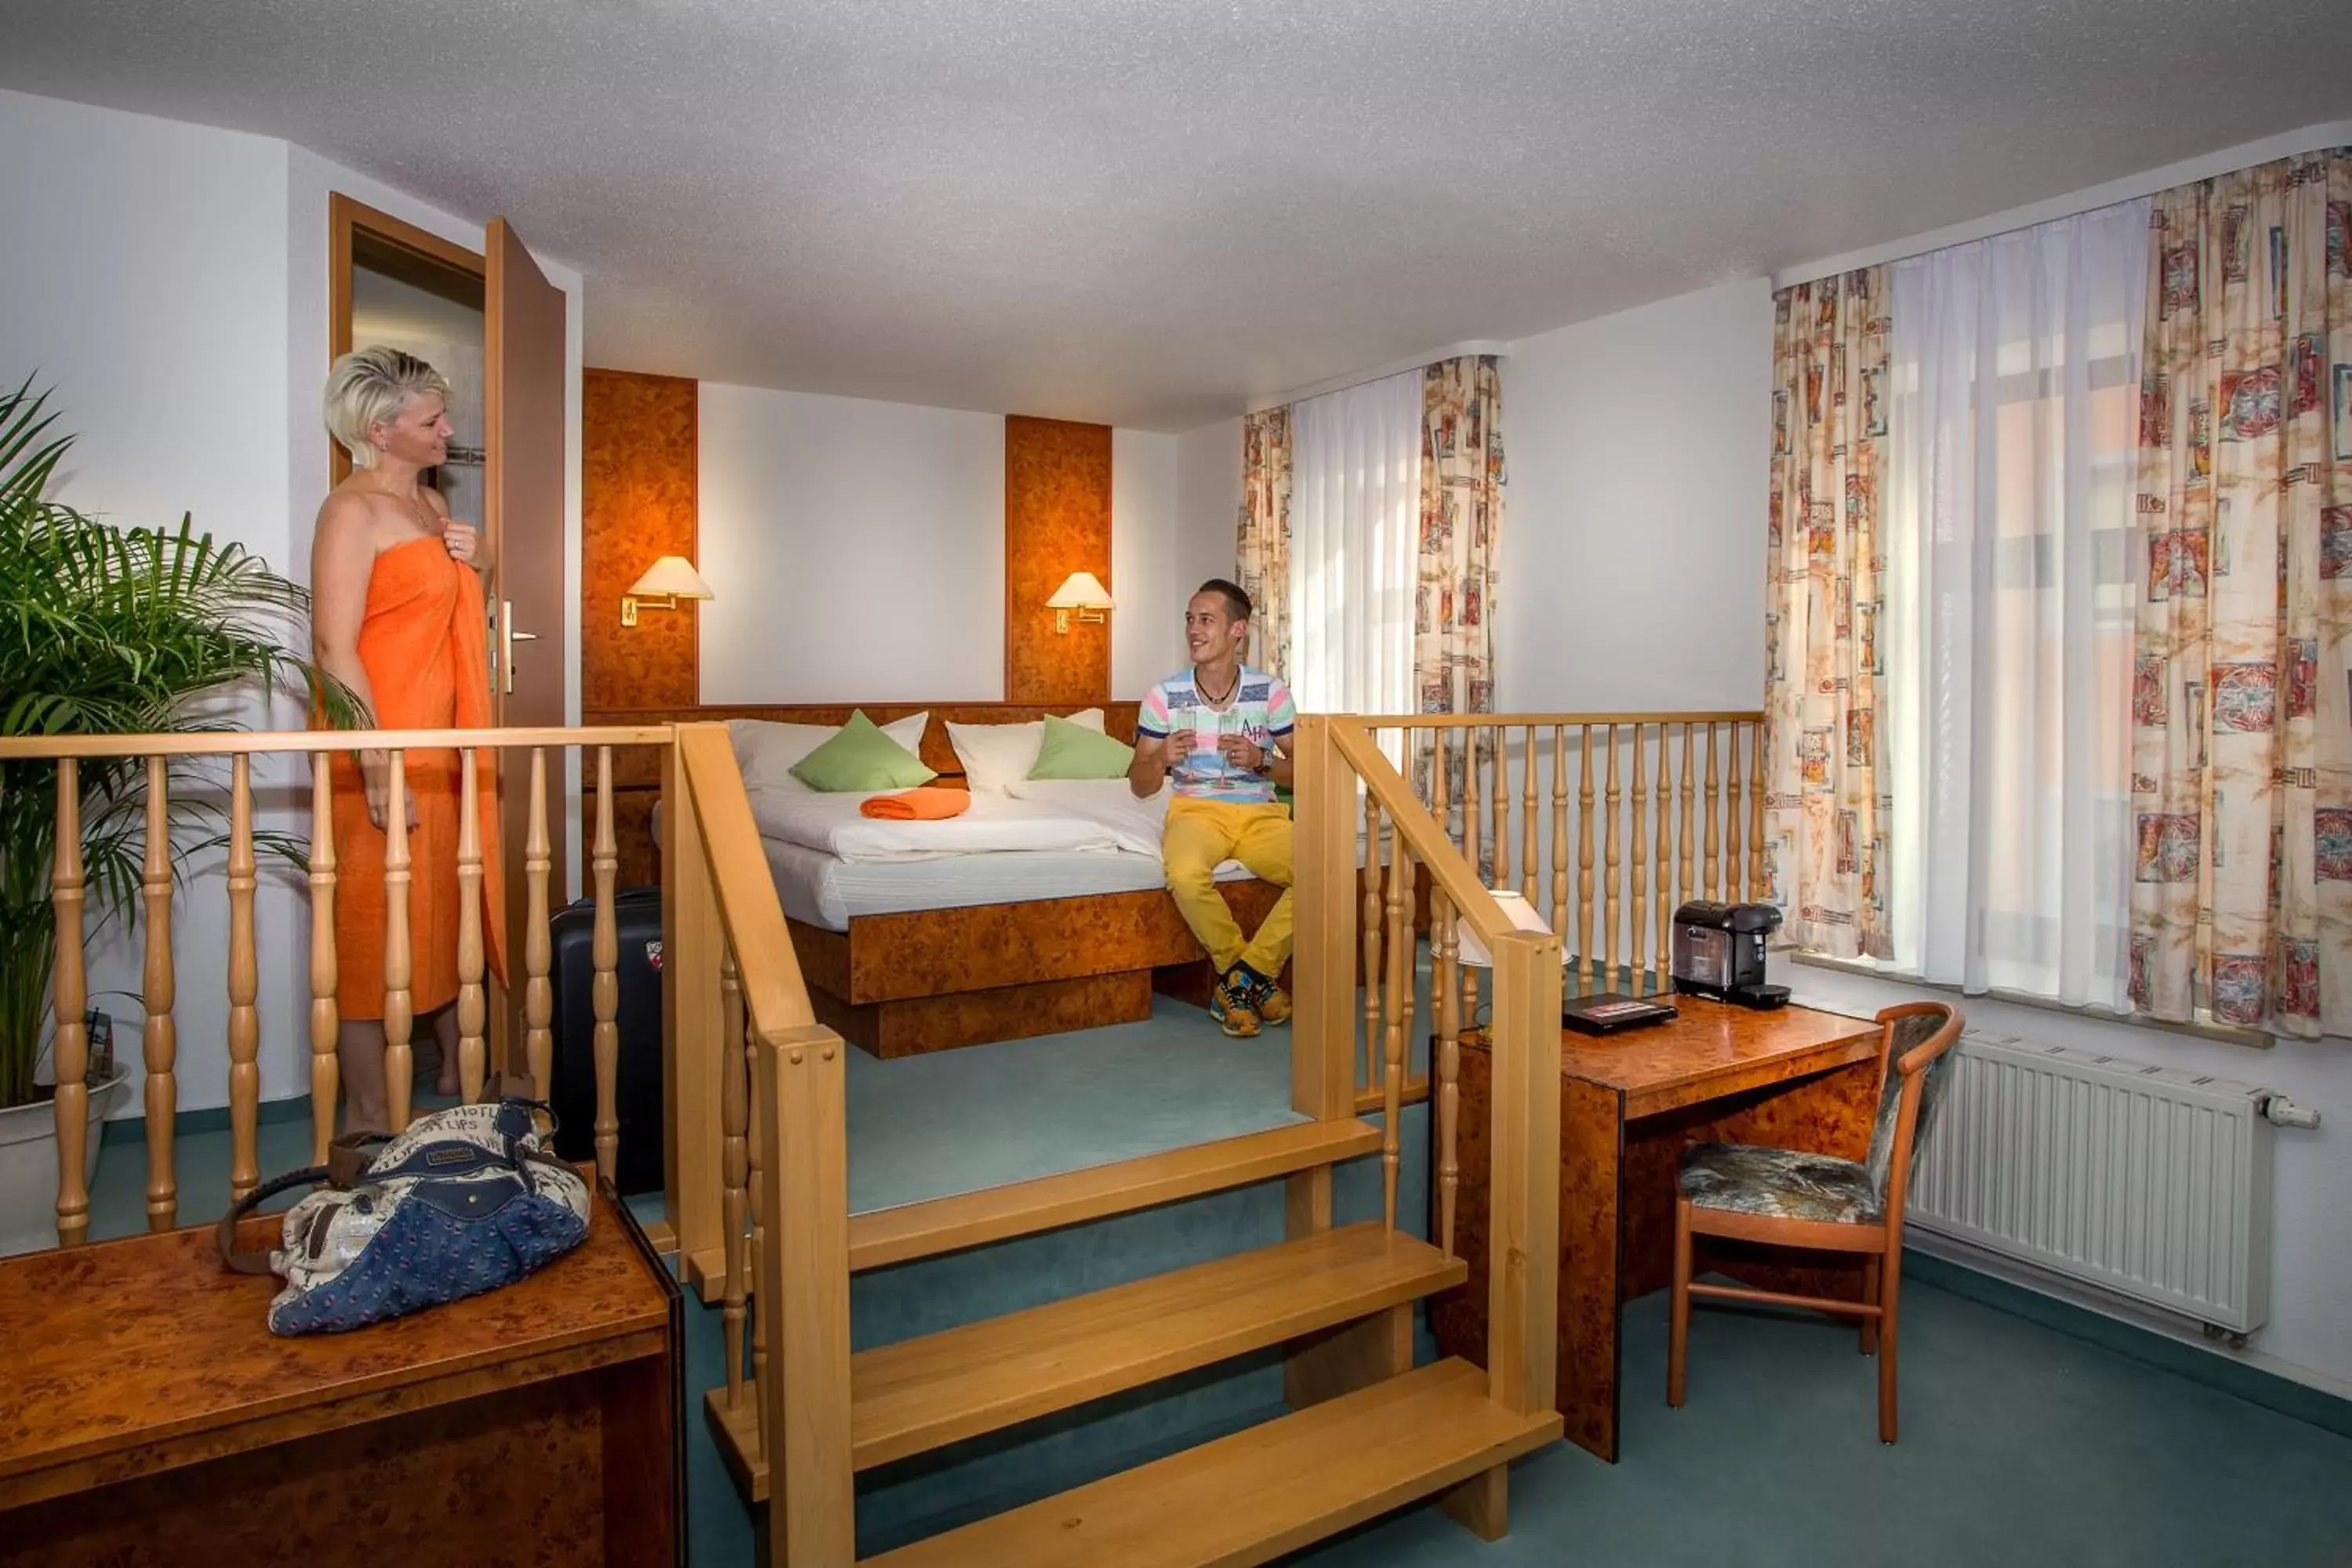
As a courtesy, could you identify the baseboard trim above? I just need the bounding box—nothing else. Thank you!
[1905,1247,2352,1441]
[101,1094,315,1145]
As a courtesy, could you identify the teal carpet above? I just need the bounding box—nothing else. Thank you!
[72,987,2352,1566]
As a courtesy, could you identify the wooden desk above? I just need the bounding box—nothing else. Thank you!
[1429,996,1882,1462]
[0,1189,681,1566]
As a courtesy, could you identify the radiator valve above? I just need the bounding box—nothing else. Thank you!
[2259,1094,2321,1131]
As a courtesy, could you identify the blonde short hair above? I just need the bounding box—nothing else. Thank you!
[324,346,450,469]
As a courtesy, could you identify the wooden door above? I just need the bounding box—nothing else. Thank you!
[485,218,569,1051]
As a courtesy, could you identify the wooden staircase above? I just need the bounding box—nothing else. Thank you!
[676,716,1566,1566]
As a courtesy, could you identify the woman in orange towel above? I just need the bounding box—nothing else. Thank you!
[310,347,506,1133]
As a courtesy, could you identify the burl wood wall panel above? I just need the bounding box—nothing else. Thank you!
[582,368,698,714]
[1004,415,1112,706]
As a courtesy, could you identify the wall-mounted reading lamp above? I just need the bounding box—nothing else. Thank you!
[1047,571,1116,635]
[621,555,714,627]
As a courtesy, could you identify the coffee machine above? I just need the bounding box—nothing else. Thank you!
[1670,901,1790,1009]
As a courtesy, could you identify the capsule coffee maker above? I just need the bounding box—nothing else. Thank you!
[1669,900,1791,1009]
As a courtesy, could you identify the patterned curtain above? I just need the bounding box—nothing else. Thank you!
[1416,355,1504,866]
[1762,267,1893,959]
[1236,407,1292,677]
[2129,149,2352,1037]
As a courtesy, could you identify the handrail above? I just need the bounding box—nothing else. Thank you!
[0,724,677,760]
[1328,718,1511,949]
[1360,710,1762,728]
[675,724,815,1040]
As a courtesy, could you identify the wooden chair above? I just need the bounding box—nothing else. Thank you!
[1668,1000,1962,1443]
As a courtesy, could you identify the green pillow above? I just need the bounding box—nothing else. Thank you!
[1029,713,1136,780]
[789,710,938,792]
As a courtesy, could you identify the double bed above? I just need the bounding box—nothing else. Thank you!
[601,702,1286,1058]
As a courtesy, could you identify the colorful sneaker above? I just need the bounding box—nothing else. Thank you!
[1213,966,1262,1039]
[1250,972,1292,1027]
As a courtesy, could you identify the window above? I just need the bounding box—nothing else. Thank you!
[1878,198,2151,1008]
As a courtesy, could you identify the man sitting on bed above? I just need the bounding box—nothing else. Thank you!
[1129,579,1297,1039]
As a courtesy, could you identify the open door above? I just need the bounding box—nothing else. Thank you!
[485,218,570,1053]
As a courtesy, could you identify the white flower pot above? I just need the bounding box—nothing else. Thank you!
[0,1067,130,1258]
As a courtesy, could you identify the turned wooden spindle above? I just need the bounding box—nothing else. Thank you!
[308,754,339,1160]
[381,750,415,1134]
[456,751,487,1104]
[1381,838,1412,1231]
[524,748,554,1107]
[1461,731,1481,1024]
[1488,724,1507,890]
[1602,725,1622,985]
[1361,792,1384,1091]
[1749,720,1769,901]
[1654,722,1674,989]
[142,759,179,1229]
[591,746,621,1183]
[1519,724,1538,906]
[1551,726,1570,936]
[1430,726,1456,1178]
[1436,891,1461,1258]
[1726,720,1744,909]
[51,760,90,1247]
[720,944,749,1411]
[227,753,260,1194]
[1704,722,1722,900]
[1577,724,1595,985]
[746,1019,768,1461]
[1630,724,1649,989]
[1680,724,1697,917]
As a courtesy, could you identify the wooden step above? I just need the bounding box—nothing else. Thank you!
[708,1220,1463,1498]
[686,1118,1383,1299]
[862,1358,1562,1567]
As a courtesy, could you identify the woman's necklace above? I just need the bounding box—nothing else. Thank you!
[1194,665,1241,708]
[374,477,442,537]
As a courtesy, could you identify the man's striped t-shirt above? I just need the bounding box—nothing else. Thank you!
[1138,666,1298,804]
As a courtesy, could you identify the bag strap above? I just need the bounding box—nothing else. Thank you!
[216,1165,331,1276]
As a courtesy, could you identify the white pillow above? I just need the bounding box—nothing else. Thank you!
[728,712,929,793]
[948,708,1105,794]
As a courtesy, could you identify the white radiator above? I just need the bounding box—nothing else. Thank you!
[1907,1033,2274,1336]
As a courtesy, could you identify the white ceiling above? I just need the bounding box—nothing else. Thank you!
[4,1,2348,430]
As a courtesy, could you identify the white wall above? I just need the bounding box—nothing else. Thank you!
[1497,278,1775,711]
[0,88,586,1120]
[1110,429,1183,696]
[695,387,1184,704]
[697,385,1007,702]
[1174,415,1243,610]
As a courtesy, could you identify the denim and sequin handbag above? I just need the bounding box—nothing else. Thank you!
[216,1092,590,1336]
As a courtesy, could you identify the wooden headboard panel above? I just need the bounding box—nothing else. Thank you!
[582,702,1144,886]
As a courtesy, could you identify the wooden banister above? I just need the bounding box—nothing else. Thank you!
[142,759,179,1230]
[382,751,415,1134]
[308,753,340,1163]
[0,724,676,760]
[227,754,260,1193]
[677,724,815,1038]
[590,746,621,1183]
[50,760,89,1248]
[456,750,487,1105]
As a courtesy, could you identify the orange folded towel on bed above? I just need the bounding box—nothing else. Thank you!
[859,786,972,821]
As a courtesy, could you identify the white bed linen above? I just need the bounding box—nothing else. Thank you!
[765,837,1253,931]
[748,787,1122,862]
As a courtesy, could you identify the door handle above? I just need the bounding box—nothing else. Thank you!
[500,600,537,695]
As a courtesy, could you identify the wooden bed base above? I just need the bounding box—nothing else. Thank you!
[790,880,1289,1058]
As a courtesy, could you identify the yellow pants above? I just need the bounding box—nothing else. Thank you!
[1163,797,1293,977]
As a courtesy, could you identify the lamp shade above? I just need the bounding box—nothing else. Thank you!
[1046,571,1116,610]
[626,555,714,601]
[1454,889,1569,968]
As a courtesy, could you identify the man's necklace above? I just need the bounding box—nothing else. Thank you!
[1195,668,1240,707]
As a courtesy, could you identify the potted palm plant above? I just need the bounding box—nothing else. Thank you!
[0,376,354,1253]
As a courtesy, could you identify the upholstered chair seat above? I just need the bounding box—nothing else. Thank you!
[1679,1144,1884,1225]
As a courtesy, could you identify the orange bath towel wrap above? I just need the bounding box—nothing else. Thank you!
[320,536,510,1022]
[858,786,972,821]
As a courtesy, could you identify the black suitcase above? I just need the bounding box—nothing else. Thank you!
[548,887,666,1195]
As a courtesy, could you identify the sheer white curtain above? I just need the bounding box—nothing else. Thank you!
[1884,198,2149,1007]
[1287,369,1421,725]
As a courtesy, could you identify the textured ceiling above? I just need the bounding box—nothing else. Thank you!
[3,1,2348,430]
